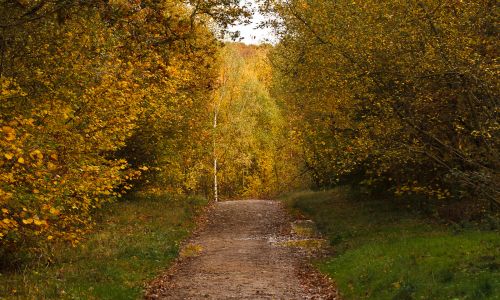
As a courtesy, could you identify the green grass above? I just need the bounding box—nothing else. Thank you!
[0,191,208,300]
[281,188,500,300]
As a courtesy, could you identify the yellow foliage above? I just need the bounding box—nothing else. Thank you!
[49,207,60,216]
[0,0,225,261]
[268,0,499,204]
[214,44,304,198]
[180,244,204,258]
[22,218,33,225]
[2,126,16,141]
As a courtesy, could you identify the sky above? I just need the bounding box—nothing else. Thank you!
[227,2,276,45]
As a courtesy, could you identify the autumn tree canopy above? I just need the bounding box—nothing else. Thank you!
[213,43,304,199]
[1,0,498,267]
[0,0,250,265]
[265,0,499,211]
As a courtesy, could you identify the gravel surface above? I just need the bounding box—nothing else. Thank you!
[145,200,338,300]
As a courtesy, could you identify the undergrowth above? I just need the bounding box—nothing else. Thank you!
[0,191,208,299]
[282,188,500,300]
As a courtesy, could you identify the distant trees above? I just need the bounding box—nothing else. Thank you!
[265,0,499,210]
[213,43,304,199]
[0,0,248,264]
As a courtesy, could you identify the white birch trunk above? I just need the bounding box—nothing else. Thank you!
[213,109,218,202]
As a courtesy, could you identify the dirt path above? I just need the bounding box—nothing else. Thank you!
[145,200,337,299]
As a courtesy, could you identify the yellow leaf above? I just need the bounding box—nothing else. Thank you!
[1,208,8,214]
[4,153,13,160]
[30,150,43,160]
[2,126,16,141]
[17,157,25,164]
[47,235,53,240]
[22,218,33,224]
[49,207,60,215]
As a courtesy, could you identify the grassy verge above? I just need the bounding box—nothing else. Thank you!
[0,191,208,300]
[281,188,500,300]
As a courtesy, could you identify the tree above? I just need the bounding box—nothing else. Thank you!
[0,0,250,265]
[213,43,304,199]
[265,0,499,210]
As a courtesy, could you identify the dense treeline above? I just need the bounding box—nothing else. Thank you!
[0,0,248,265]
[2,0,498,269]
[265,0,499,215]
[213,43,303,199]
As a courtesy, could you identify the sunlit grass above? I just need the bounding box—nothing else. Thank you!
[0,192,208,299]
[282,188,500,300]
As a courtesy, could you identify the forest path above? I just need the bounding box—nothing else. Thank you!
[145,200,338,299]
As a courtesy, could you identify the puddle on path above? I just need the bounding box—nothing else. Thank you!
[269,219,330,255]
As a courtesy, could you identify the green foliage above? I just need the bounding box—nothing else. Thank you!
[282,189,500,299]
[266,0,499,209]
[0,191,208,299]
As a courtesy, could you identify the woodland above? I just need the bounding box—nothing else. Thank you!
[0,0,498,299]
